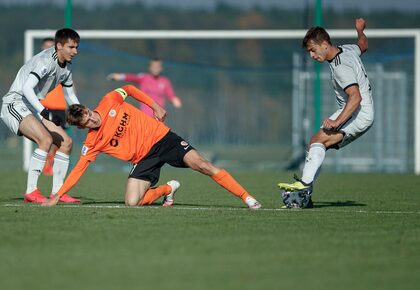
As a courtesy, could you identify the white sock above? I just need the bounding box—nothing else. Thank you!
[51,151,70,195]
[26,148,48,194]
[301,143,326,185]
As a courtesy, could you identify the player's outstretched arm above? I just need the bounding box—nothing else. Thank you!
[120,85,167,121]
[355,18,368,54]
[165,80,183,108]
[106,73,125,81]
[121,85,155,106]
[42,158,90,206]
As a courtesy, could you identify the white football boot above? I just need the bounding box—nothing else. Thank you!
[162,180,180,207]
[245,196,262,210]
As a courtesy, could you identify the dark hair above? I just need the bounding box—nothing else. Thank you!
[302,26,331,48]
[55,28,80,47]
[150,57,162,62]
[67,104,87,126]
[42,37,54,43]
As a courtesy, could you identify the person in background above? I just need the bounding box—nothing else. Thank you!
[107,58,182,117]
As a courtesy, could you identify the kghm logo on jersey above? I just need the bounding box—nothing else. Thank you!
[109,109,116,117]
[110,112,130,147]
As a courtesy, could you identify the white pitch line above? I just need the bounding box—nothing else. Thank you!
[2,203,420,215]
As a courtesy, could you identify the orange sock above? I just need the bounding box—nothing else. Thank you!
[43,146,57,176]
[139,184,171,206]
[211,169,250,202]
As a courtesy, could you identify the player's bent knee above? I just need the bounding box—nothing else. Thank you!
[309,136,317,145]
[309,133,324,145]
[60,137,73,152]
[37,134,53,151]
[125,196,140,207]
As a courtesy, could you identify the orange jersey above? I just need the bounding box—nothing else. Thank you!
[56,85,170,196]
[81,86,169,163]
[40,84,66,110]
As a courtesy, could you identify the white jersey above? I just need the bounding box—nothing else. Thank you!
[328,44,373,109]
[3,47,73,103]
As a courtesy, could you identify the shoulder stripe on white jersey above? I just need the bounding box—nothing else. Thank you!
[334,55,341,66]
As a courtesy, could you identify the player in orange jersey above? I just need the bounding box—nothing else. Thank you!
[43,85,261,209]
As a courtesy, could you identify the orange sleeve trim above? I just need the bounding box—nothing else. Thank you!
[56,158,90,197]
[121,84,155,108]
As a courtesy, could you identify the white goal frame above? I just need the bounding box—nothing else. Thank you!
[24,28,420,173]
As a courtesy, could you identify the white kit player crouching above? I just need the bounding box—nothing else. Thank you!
[278,18,374,208]
[0,28,81,203]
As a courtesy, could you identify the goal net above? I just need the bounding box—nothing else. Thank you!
[9,29,420,173]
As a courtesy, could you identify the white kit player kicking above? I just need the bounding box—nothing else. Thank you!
[278,18,374,208]
[1,28,81,203]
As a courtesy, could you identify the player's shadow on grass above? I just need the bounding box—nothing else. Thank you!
[82,199,125,205]
[171,202,245,209]
[9,197,25,202]
[314,200,366,208]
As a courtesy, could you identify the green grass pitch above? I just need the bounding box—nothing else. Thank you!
[1,169,419,290]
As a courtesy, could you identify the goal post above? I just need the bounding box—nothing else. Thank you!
[23,28,420,173]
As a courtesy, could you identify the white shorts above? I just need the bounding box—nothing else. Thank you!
[327,105,374,149]
[1,94,40,135]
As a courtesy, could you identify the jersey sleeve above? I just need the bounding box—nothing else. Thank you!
[343,44,362,57]
[102,85,156,108]
[56,158,90,197]
[80,140,101,162]
[120,85,156,108]
[63,85,80,105]
[61,70,73,88]
[123,73,145,84]
[334,63,358,91]
[22,74,45,112]
[164,78,177,101]
[29,58,53,82]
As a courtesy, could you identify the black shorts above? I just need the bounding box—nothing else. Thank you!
[129,131,194,186]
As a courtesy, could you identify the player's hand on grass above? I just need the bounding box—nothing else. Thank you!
[152,103,167,122]
[40,108,63,127]
[355,18,366,32]
[42,194,60,206]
